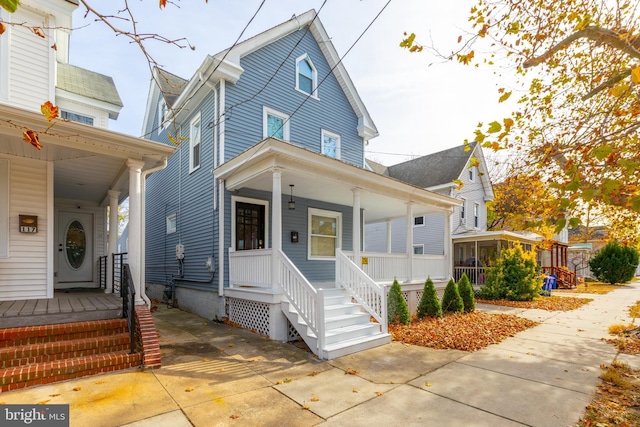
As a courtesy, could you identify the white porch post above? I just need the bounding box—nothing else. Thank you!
[445,208,452,278]
[386,219,392,253]
[405,202,414,283]
[127,159,144,305]
[352,188,361,266]
[271,169,282,289]
[107,190,120,294]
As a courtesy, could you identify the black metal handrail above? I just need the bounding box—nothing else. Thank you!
[112,252,128,295]
[98,256,108,289]
[122,264,136,354]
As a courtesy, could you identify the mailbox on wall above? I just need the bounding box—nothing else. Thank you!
[19,215,38,233]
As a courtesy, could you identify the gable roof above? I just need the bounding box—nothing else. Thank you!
[148,9,377,141]
[365,158,389,176]
[385,142,479,188]
[56,62,123,119]
[156,69,188,108]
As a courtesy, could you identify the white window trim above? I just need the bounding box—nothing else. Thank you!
[460,198,466,222]
[158,99,169,131]
[413,244,424,255]
[468,167,475,182]
[308,208,342,260]
[0,158,8,258]
[231,196,270,252]
[413,216,425,227]
[295,54,319,99]
[321,129,341,159]
[263,106,290,141]
[166,213,177,235]
[189,113,201,173]
[474,202,480,229]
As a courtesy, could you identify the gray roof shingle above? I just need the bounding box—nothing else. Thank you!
[155,68,187,107]
[384,142,478,188]
[57,62,123,107]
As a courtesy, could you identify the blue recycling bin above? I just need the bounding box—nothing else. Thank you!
[543,275,557,294]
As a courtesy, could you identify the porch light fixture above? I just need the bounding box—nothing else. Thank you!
[288,185,296,210]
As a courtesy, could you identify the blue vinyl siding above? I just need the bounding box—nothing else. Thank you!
[146,89,219,288]
[223,30,363,165]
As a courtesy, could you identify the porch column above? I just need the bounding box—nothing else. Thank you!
[405,202,414,283]
[386,219,392,253]
[127,159,144,305]
[352,188,361,265]
[271,169,282,289]
[107,190,120,294]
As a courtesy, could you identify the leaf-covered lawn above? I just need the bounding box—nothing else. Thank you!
[389,312,538,352]
[476,296,592,311]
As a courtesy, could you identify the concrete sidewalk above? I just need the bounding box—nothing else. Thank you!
[1,283,638,426]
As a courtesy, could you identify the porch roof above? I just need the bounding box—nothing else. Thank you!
[0,103,176,205]
[452,230,544,244]
[214,138,461,222]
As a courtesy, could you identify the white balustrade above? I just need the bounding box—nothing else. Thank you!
[228,248,272,288]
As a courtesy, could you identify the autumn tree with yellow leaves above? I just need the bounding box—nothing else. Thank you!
[403,0,640,233]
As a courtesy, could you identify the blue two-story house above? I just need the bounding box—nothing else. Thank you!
[142,10,460,359]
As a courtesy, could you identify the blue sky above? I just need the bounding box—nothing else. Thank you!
[69,0,513,166]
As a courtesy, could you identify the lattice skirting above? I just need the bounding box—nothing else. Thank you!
[226,297,300,342]
[227,298,270,337]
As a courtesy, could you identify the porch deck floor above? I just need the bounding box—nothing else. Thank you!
[0,289,122,328]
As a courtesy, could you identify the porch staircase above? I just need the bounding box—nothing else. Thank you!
[0,319,141,392]
[282,288,390,360]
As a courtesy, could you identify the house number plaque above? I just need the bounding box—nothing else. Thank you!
[19,215,38,233]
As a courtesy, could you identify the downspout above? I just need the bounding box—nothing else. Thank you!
[140,157,169,307]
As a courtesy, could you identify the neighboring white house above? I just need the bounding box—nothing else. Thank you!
[365,142,494,255]
[0,0,175,303]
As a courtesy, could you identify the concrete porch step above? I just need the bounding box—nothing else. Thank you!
[322,333,391,360]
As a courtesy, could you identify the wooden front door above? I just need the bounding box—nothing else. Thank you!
[235,202,265,251]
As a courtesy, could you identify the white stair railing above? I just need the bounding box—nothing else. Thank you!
[336,249,387,333]
[277,249,324,353]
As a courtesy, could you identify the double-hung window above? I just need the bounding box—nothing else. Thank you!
[296,54,317,97]
[190,113,201,173]
[321,130,340,159]
[263,107,290,141]
[308,208,341,259]
[474,203,480,228]
[0,159,8,258]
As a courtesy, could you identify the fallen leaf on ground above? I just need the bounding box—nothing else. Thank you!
[229,414,239,419]
[185,387,194,392]
[311,397,320,402]
[72,387,81,391]
[344,368,357,375]
[476,296,592,311]
[37,400,50,404]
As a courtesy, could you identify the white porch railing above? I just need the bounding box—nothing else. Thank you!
[336,249,387,333]
[453,266,486,285]
[277,249,324,353]
[345,251,447,283]
[229,248,272,288]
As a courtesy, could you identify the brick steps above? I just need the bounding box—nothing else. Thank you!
[0,352,141,392]
[0,333,132,368]
[0,319,142,392]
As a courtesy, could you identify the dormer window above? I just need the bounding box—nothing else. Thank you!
[61,110,94,126]
[296,54,317,97]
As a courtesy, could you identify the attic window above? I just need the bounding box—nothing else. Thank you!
[158,99,169,130]
[469,168,475,182]
[296,54,317,97]
[61,110,94,126]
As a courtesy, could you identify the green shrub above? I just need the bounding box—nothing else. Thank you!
[441,278,463,314]
[589,241,639,285]
[387,278,410,325]
[416,277,442,319]
[480,243,541,301]
[457,273,475,313]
